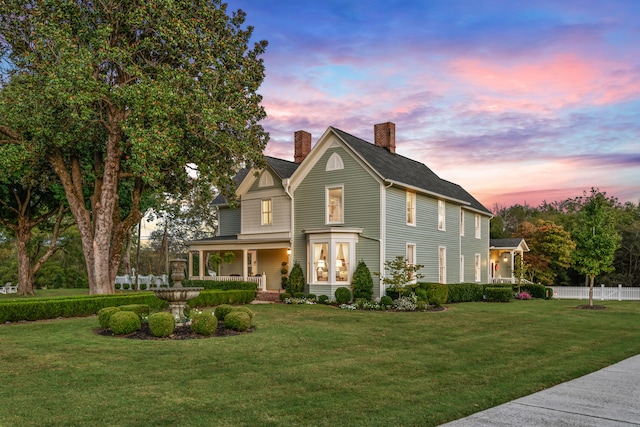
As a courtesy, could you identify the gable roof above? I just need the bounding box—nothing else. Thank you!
[331,127,491,215]
[490,238,530,251]
[211,156,299,206]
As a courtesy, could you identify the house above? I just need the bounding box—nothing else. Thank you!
[187,122,492,299]
[489,238,530,284]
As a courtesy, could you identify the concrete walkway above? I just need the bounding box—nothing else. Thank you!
[440,354,640,426]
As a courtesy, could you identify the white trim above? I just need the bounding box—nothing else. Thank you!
[260,198,272,225]
[475,214,481,239]
[460,255,464,283]
[460,208,464,237]
[406,190,416,226]
[325,152,344,171]
[438,246,447,284]
[406,243,417,285]
[438,199,446,231]
[325,184,344,225]
[475,253,481,282]
[259,171,274,187]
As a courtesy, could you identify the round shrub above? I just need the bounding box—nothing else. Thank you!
[335,287,352,304]
[415,288,428,302]
[306,293,316,301]
[424,283,449,307]
[109,311,141,335]
[293,292,305,299]
[118,304,150,318]
[191,312,218,336]
[98,307,120,329]
[279,292,291,302]
[224,311,251,332]
[214,304,234,321]
[231,306,254,319]
[318,295,329,304]
[148,312,175,338]
[380,295,393,306]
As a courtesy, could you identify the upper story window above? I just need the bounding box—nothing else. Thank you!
[326,153,344,171]
[475,214,481,239]
[326,186,343,224]
[406,191,416,226]
[460,209,464,236]
[259,171,274,187]
[475,253,481,282]
[438,200,446,231]
[261,199,272,225]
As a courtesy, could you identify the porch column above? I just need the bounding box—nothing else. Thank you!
[188,251,193,278]
[198,250,205,278]
[242,249,248,280]
[510,251,515,284]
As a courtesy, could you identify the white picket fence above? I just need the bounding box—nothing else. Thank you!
[550,285,640,301]
[114,270,169,291]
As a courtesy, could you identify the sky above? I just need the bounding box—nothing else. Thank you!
[229,0,640,210]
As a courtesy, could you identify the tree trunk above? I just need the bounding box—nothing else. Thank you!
[15,226,35,296]
[588,275,595,307]
[123,229,133,275]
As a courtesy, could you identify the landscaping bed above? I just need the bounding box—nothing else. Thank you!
[95,321,255,340]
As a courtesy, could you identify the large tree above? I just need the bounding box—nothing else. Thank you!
[0,0,268,293]
[571,189,621,306]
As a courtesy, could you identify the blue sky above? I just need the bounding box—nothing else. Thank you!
[231,0,640,209]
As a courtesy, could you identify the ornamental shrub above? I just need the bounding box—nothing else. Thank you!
[545,287,554,300]
[118,304,150,318]
[214,304,234,321]
[279,292,291,302]
[351,261,373,301]
[98,307,120,329]
[109,311,141,335]
[293,292,305,299]
[415,288,428,302]
[380,295,393,307]
[191,312,218,336]
[306,293,316,301]
[517,291,532,300]
[231,306,254,319]
[423,283,449,307]
[485,287,512,302]
[318,295,329,304]
[446,283,483,303]
[286,261,305,295]
[224,311,251,332]
[334,287,352,304]
[148,312,175,338]
[183,279,257,291]
[521,283,547,299]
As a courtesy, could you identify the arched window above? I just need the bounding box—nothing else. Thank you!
[259,171,274,187]
[325,153,344,171]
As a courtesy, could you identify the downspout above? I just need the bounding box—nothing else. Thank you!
[284,178,294,272]
[380,180,394,298]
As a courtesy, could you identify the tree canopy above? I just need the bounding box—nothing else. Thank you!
[0,0,269,293]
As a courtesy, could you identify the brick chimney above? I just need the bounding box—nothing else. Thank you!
[294,130,312,163]
[374,122,396,154]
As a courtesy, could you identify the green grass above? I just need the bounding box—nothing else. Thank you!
[0,288,89,299]
[1,300,640,426]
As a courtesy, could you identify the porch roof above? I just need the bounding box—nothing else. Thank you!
[188,235,290,250]
[490,238,530,252]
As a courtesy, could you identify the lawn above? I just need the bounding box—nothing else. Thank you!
[1,300,640,426]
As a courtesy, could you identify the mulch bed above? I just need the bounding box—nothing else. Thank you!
[576,304,607,310]
[95,321,254,340]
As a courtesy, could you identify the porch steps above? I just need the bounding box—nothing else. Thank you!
[255,290,283,302]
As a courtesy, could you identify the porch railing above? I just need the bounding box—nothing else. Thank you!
[191,274,267,291]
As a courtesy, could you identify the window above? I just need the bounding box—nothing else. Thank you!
[460,209,464,236]
[259,172,274,187]
[475,214,481,239]
[406,191,416,225]
[439,247,446,284]
[261,199,272,225]
[327,186,343,224]
[475,254,481,282]
[335,242,349,282]
[460,255,464,283]
[406,243,417,283]
[326,153,344,171]
[438,200,446,231]
[313,243,329,282]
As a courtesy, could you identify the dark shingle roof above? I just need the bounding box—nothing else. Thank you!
[211,156,299,206]
[490,238,525,248]
[331,127,491,214]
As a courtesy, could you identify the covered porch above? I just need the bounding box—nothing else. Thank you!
[187,236,291,291]
[489,238,530,284]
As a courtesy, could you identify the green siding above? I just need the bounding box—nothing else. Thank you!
[460,211,490,283]
[219,206,240,236]
[293,146,381,294]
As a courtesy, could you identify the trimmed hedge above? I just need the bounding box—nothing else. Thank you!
[186,290,255,308]
[485,287,512,302]
[118,304,150,318]
[0,289,254,323]
[0,293,168,323]
[520,283,547,299]
[446,283,484,303]
[97,307,120,329]
[182,280,257,291]
[422,283,449,307]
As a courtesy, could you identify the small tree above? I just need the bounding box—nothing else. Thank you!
[286,261,305,295]
[376,256,424,298]
[571,189,621,307]
[351,260,374,301]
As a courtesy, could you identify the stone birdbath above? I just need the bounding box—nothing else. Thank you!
[152,259,203,322]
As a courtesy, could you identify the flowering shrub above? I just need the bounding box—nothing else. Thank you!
[283,297,316,305]
[339,304,357,310]
[394,294,418,311]
[518,291,532,300]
